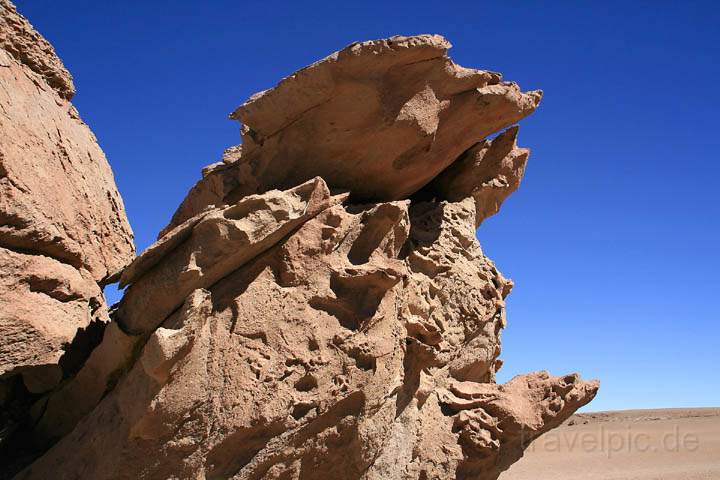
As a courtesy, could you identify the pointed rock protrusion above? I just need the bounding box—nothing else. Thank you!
[424,126,530,227]
[160,35,541,234]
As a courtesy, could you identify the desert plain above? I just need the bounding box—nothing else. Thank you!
[501,408,720,480]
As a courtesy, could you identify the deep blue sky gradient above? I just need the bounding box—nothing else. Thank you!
[17,0,720,411]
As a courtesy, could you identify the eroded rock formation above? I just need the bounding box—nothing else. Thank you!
[0,1,134,469]
[1,3,598,478]
[160,35,541,237]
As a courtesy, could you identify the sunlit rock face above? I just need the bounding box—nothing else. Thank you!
[0,1,134,465]
[0,4,598,478]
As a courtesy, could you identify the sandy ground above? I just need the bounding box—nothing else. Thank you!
[500,408,720,480]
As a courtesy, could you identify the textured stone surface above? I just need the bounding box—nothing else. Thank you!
[422,126,530,227]
[0,247,106,393]
[17,193,597,480]
[160,35,541,237]
[0,10,134,280]
[0,1,134,469]
[0,0,74,99]
[117,177,339,334]
[1,14,598,480]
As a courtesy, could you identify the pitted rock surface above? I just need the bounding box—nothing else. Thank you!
[17,187,597,480]
[0,7,597,479]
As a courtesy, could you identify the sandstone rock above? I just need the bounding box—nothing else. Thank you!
[0,0,74,100]
[116,177,339,334]
[1,14,598,480]
[0,1,134,469]
[438,372,600,478]
[160,34,541,236]
[17,195,597,480]
[402,198,511,383]
[0,247,105,393]
[0,8,134,280]
[422,126,530,227]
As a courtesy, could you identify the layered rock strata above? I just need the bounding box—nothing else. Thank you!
[0,6,598,479]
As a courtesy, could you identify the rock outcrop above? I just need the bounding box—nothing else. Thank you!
[0,0,134,472]
[159,35,541,237]
[18,189,597,480]
[1,5,598,479]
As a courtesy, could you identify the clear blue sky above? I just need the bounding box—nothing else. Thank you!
[19,1,719,411]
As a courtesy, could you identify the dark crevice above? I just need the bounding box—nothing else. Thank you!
[0,376,45,479]
[346,347,376,371]
[57,317,107,379]
[308,296,361,331]
[291,403,317,421]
